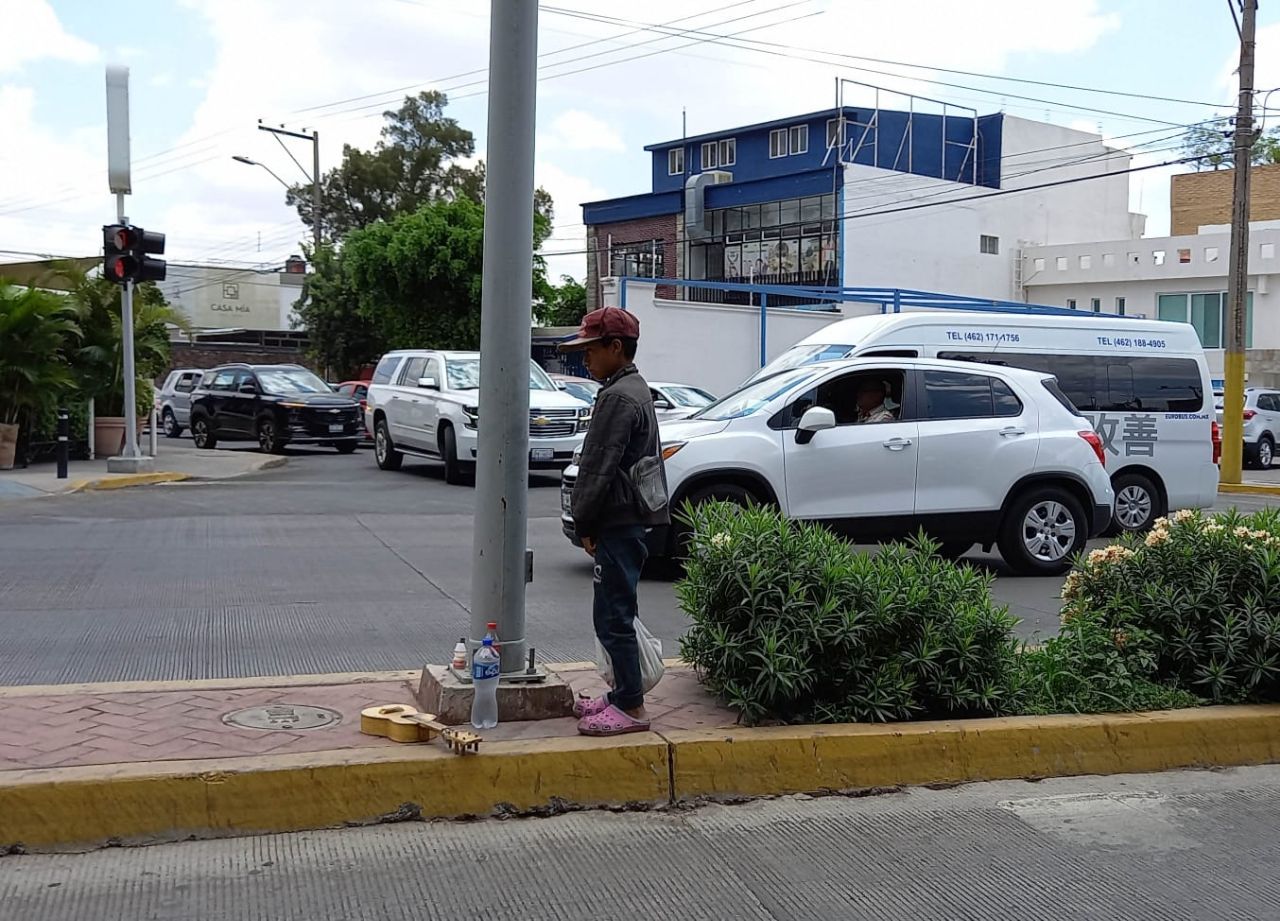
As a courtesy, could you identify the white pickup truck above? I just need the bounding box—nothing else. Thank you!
[365,349,592,485]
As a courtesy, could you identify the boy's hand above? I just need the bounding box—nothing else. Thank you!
[582,537,597,557]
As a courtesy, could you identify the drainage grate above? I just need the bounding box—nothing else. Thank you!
[221,704,342,731]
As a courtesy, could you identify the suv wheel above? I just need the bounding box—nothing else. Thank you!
[1256,435,1275,470]
[375,419,403,471]
[1110,472,1162,534]
[257,418,285,455]
[162,408,183,438]
[440,425,468,485]
[192,416,216,450]
[998,487,1087,577]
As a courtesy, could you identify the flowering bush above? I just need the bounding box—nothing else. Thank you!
[677,502,1021,725]
[1060,507,1280,704]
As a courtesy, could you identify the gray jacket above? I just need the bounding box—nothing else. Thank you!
[570,364,670,541]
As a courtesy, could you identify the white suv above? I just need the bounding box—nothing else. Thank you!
[366,350,591,484]
[1215,388,1280,470]
[560,358,1114,576]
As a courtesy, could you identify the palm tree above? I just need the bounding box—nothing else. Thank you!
[0,281,80,428]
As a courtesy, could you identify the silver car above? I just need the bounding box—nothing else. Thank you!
[157,368,205,438]
[649,382,716,421]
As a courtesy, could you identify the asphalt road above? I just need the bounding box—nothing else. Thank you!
[7,765,1280,919]
[0,444,1274,685]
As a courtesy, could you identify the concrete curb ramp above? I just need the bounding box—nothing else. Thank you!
[69,472,191,492]
[4,704,1280,850]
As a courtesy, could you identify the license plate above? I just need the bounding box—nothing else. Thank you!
[328,423,344,433]
[561,489,572,513]
[531,448,554,462]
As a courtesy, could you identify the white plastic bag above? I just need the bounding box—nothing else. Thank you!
[595,618,665,693]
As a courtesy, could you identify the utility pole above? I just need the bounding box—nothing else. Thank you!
[256,124,321,253]
[470,0,539,673]
[1221,0,1258,485]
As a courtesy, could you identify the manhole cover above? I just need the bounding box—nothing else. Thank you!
[222,704,342,731]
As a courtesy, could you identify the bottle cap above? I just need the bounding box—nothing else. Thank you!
[482,637,493,646]
[487,622,498,630]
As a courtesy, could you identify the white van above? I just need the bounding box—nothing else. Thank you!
[751,312,1219,532]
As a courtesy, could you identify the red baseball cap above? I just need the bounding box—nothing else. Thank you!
[558,306,640,352]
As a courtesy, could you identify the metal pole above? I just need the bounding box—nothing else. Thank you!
[149,407,158,457]
[470,0,538,674]
[118,192,140,460]
[311,130,321,253]
[87,399,95,460]
[759,293,768,367]
[1221,0,1258,485]
[56,408,68,479]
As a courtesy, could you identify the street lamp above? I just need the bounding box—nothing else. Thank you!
[231,155,291,191]
[231,123,322,255]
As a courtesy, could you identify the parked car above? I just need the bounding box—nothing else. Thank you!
[189,363,362,454]
[650,381,716,421]
[1215,387,1280,469]
[156,368,205,438]
[561,357,1114,576]
[365,350,592,484]
[550,373,600,405]
[335,379,373,441]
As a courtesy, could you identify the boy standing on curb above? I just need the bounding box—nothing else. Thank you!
[559,307,669,736]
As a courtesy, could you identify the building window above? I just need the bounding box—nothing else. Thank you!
[1128,252,1140,264]
[769,129,787,159]
[826,117,845,150]
[1263,242,1276,259]
[1056,256,1068,271]
[1157,291,1254,348]
[610,240,666,279]
[1102,253,1115,267]
[1091,298,1101,313]
[1178,248,1192,264]
[720,138,736,167]
[1205,246,1220,263]
[790,125,808,155]
[1033,257,1046,272]
[980,234,999,255]
[1080,255,1092,269]
[667,148,683,175]
[1067,299,1077,310]
[702,138,735,169]
[1116,296,1126,316]
[1153,250,1166,266]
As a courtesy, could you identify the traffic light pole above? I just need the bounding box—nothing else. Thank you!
[470,0,539,673]
[106,193,150,472]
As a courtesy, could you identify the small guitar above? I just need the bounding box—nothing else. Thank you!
[359,704,482,754]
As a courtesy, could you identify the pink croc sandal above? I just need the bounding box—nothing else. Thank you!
[577,704,650,737]
[573,694,611,718]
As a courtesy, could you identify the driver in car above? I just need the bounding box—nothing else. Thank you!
[856,380,895,424]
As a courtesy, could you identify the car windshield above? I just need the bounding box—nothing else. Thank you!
[256,368,332,395]
[561,381,598,403]
[664,385,715,407]
[694,368,822,421]
[750,343,857,382]
[445,358,557,392]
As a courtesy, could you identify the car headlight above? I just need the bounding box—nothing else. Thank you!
[661,442,685,461]
[463,405,479,428]
[576,406,592,432]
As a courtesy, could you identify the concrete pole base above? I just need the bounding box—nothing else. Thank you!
[106,455,155,474]
[416,664,576,725]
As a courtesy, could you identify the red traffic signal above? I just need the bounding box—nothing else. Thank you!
[102,223,166,284]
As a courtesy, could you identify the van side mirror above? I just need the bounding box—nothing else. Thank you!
[418,377,438,390]
[795,406,836,445]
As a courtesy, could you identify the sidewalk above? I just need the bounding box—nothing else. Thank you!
[0,443,284,500]
[5,662,1280,851]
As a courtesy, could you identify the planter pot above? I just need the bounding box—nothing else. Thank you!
[93,417,127,457]
[0,422,17,470]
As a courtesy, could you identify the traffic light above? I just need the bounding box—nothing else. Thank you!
[102,224,166,284]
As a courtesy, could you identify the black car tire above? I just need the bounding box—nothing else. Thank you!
[162,408,183,438]
[998,487,1088,577]
[441,425,467,486]
[335,440,358,455]
[670,483,760,561]
[1254,435,1275,471]
[375,419,403,471]
[191,416,216,450]
[257,418,286,455]
[1108,472,1163,535]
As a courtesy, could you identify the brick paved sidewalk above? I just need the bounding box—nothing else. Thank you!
[0,665,733,773]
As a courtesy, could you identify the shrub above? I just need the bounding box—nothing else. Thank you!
[677,502,1021,725]
[1060,508,1280,704]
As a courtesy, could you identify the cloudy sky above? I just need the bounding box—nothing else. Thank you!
[2,0,1278,283]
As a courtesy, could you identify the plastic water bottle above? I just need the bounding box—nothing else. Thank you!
[470,637,500,730]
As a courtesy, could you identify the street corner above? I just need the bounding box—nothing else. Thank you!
[70,471,192,492]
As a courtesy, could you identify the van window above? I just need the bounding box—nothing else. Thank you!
[938,352,1204,413]
[371,354,402,385]
[861,349,918,358]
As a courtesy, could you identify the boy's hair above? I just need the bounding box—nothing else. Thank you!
[603,337,639,360]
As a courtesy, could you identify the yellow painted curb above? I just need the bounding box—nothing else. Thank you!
[70,472,190,492]
[0,735,671,850]
[668,705,1280,799]
[1219,483,1280,497]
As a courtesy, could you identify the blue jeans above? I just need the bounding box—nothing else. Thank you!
[593,525,649,712]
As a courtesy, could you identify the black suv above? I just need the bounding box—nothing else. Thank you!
[189,363,362,454]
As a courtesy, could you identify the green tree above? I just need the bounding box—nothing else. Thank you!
[537,275,587,327]
[0,281,80,429]
[1182,117,1280,170]
[292,244,383,379]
